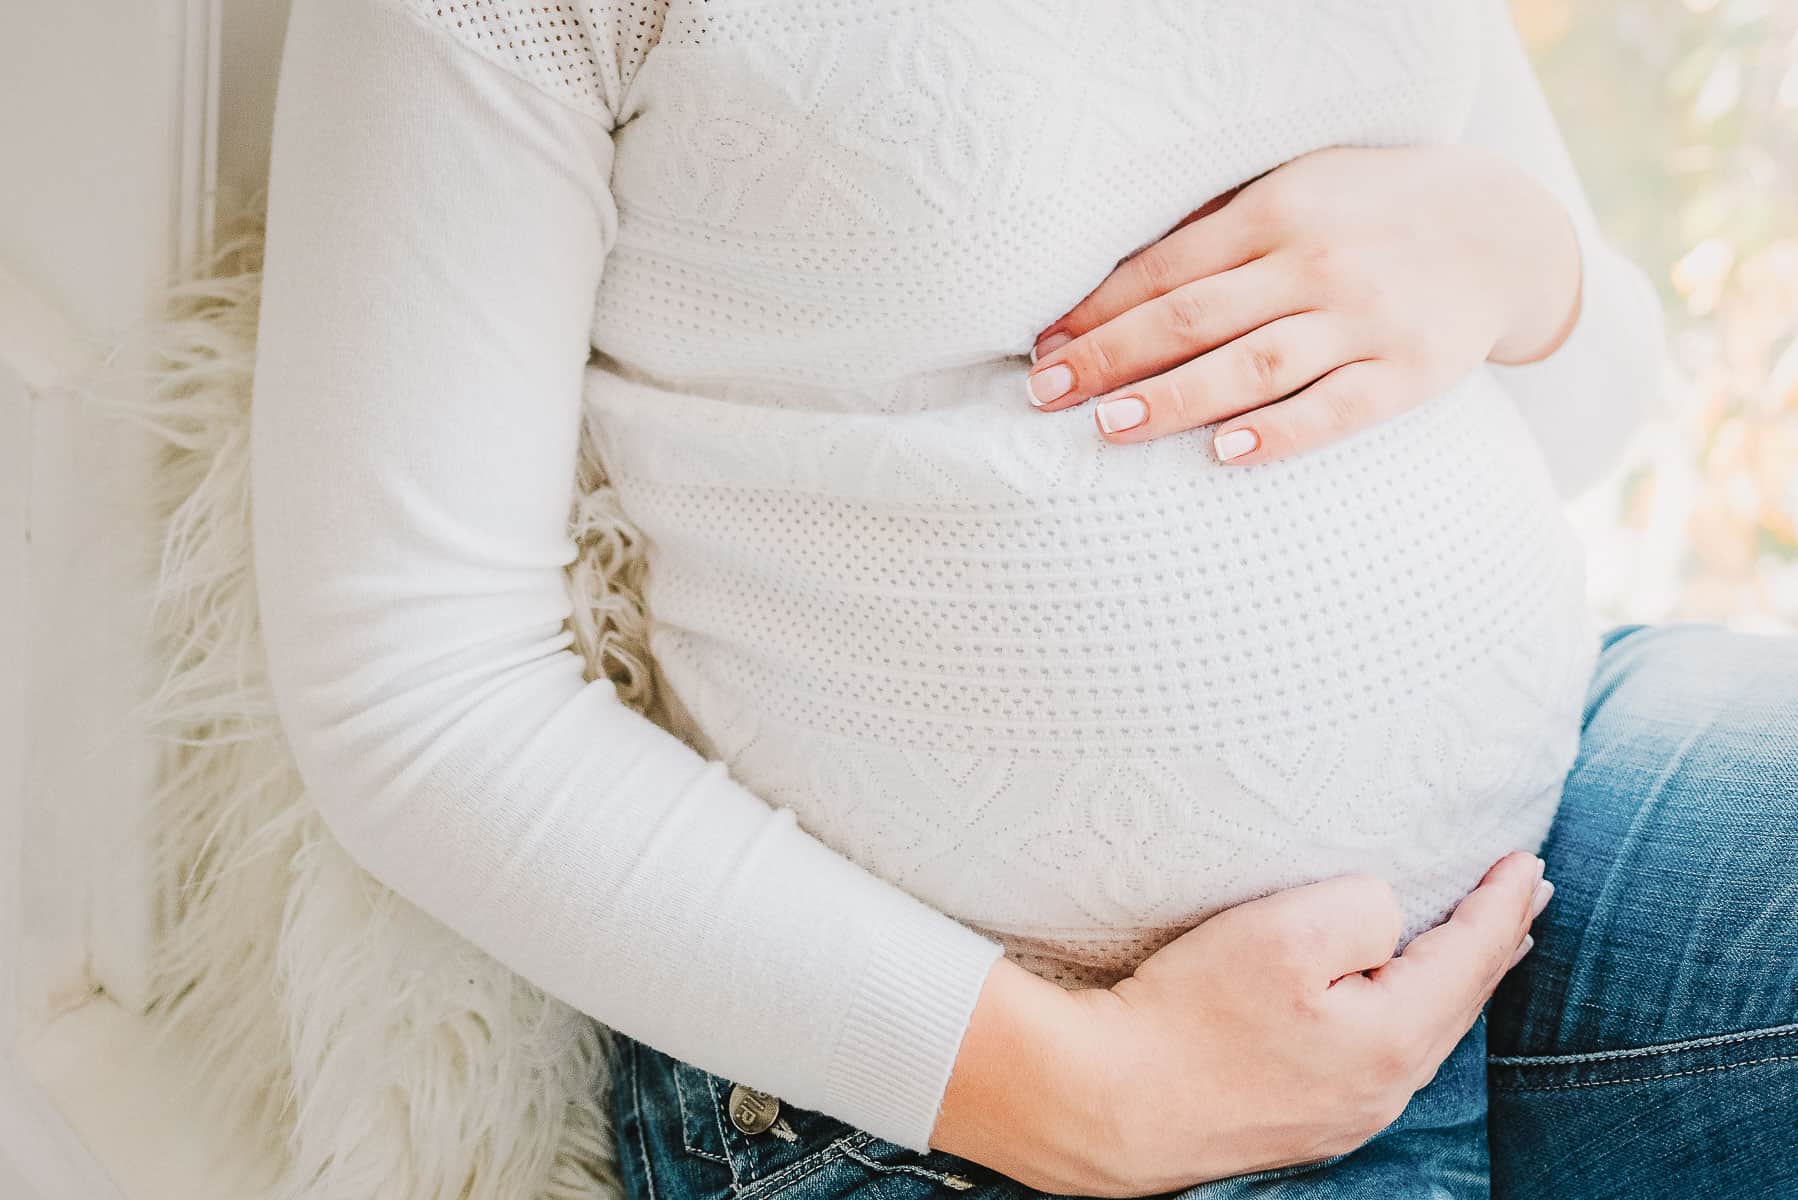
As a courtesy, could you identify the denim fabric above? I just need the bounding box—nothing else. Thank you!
[606,625,1798,1198]
[608,1016,1488,1200]
[1488,624,1798,1199]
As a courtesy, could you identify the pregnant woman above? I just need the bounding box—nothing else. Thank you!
[250,2,1798,1196]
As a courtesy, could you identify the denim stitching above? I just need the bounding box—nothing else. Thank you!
[838,1143,973,1188]
[667,1056,872,1197]
[1491,1053,1798,1092]
[738,1131,878,1200]
[1488,1022,1798,1067]
[626,1040,661,1200]
[673,1066,732,1165]
[702,1072,745,1191]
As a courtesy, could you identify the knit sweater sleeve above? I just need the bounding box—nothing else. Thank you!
[249,0,1003,1152]
[1461,0,1669,498]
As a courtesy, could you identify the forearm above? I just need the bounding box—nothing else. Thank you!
[255,0,1005,1151]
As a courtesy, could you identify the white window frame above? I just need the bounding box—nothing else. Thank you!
[0,2,281,1196]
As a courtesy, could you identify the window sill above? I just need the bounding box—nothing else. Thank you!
[16,994,273,1200]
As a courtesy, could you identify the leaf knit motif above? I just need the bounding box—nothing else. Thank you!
[413,0,1592,988]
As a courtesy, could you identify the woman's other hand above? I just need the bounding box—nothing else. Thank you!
[932,851,1553,1197]
[1023,145,1583,464]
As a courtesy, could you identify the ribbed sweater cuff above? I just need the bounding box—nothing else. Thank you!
[823,913,1006,1153]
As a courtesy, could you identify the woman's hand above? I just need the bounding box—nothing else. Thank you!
[932,851,1553,1197]
[1023,145,1583,464]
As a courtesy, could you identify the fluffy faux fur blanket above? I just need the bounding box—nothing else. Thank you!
[103,213,662,1200]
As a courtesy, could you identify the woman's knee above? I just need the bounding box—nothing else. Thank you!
[1584,622,1798,770]
[1572,623,1798,849]
[1491,623,1798,1055]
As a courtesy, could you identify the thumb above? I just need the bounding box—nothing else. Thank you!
[1360,851,1545,1040]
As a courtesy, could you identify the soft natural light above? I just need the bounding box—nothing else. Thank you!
[1519,0,1798,632]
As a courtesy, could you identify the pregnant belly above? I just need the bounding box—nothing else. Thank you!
[586,361,1598,985]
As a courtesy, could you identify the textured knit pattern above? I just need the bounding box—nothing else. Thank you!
[253,0,1666,1151]
[411,1,667,118]
[603,377,1597,984]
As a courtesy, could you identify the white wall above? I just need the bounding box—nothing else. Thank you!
[0,2,262,1197]
[0,5,199,339]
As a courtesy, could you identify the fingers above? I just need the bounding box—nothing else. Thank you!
[1362,851,1547,1038]
[1025,258,1299,411]
[1223,872,1407,985]
[1084,313,1347,443]
[1206,359,1423,465]
[1034,201,1267,357]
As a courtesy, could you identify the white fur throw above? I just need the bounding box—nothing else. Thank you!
[103,212,661,1200]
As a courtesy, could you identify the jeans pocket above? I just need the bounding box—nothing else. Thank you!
[1488,1022,1798,1094]
[1488,1024,1798,1200]
[635,1039,982,1199]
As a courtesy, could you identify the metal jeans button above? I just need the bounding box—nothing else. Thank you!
[727,1083,781,1134]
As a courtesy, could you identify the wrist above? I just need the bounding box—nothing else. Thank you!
[930,960,1123,1189]
[1487,171,1584,366]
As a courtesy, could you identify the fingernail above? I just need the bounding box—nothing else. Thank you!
[1529,879,1555,919]
[1507,934,1535,971]
[1095,394,1149,434]
[1031,331,1072,364]
[1533,854,1547,880]
[1213,428,1260,461]
[1027,363,1075,408]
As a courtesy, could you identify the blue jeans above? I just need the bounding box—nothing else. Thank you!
[606,625,1798,1199]
[1487,623,1798,1198]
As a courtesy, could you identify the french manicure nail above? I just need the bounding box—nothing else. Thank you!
[1095,395,1149,434]
[1507,934,1535,971]
[1031,331,1072,363]
[1529,879,1555,919]
[1213,428,1260,461]
[1027,363,1075,408]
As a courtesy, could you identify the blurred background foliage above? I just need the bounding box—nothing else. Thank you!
[1515,0,1798,632]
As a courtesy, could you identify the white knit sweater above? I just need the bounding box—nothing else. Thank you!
[251,0,1665,1152]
